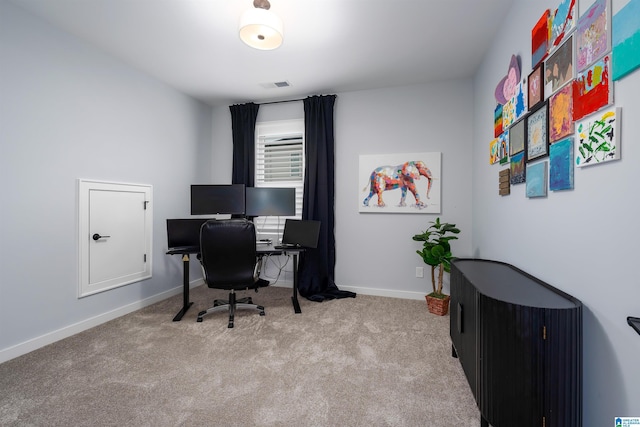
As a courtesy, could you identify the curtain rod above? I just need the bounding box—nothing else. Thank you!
[258,98,305,105]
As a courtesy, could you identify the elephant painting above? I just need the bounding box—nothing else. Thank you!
[362,160,433,208]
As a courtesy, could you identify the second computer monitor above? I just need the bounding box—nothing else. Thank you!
[191,184,245,215]
[245,187,296,217]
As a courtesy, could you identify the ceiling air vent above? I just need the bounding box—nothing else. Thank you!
[260,80,291,89]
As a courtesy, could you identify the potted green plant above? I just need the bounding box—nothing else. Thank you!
[412,217,460,315]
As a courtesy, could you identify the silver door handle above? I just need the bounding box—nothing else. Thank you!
[92,233,111,241]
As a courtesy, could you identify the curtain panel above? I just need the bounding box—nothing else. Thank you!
[230,102,259,186]
[299,95,356,301]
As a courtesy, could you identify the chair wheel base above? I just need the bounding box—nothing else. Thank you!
[197,292,264,326]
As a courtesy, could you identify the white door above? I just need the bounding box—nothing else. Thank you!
[78,180,152,297]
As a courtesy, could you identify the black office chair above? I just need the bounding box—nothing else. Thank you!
[197,219,265,327]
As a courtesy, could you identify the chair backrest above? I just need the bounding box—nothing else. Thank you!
[199,219,258,290]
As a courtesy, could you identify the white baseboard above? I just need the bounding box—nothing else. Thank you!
[0,279,204,364]
[271,281,425,301]
[338,284,426,300]
[0,280,421,364]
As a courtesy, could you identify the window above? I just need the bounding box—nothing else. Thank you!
[254,119,304,240]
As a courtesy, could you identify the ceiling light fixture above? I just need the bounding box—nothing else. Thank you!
[239,0,283,50]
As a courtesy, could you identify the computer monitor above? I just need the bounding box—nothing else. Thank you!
[190,184,245,215]
[245,187,296,217]
[281,219,321,248]
[166,218,210,250]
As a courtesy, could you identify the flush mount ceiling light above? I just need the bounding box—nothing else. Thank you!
[239,0,283,50]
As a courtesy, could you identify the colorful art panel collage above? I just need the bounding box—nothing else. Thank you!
[490,0,638,198]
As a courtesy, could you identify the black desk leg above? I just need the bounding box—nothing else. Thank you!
[173,254,193,321]
[291,253,301,314]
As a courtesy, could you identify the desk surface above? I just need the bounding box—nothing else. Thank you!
[167,244,304,255]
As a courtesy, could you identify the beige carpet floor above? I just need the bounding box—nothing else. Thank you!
[0,285,480,426]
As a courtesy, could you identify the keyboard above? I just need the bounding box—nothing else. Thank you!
[274,244,300,250]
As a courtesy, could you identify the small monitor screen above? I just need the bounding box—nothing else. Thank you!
[282,219,321,248]
[166,218,210,249]
[190,184,245,215]
[245,187,296,217]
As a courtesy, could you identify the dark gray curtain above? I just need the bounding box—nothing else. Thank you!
[298,95,356,302]
[230,103,259,186]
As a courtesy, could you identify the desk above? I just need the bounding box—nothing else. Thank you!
[167,244,304,321]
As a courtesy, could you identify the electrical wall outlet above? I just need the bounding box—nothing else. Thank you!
[416,267,424,278]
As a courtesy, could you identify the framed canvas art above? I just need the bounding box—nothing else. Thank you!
[503,98,515,129]
[510,151,526,185]
[490,139,500,164]
[498,131,509,165]
[532,9,552,67]
[513,77,528,121]
[509,116,526,156]
[359,152,441,213]
[572,54,613,121]
[526,161,548,198]
[576,0,611,71]
[575,107,621,167]
[551,0,578,51]
[549,137,574,191]
[527,102,549,162]
[544,34,574,97]
[528,64,544,111]
[612,0,640,80]
[549,84,573,142]
[494,104,503,137]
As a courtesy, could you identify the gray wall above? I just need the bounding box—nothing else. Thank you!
[210,83,475,298]
[0,1,213,356]
[472,0,640,424]
[334,84,474,297]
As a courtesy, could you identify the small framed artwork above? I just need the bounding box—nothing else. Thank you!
[576,0,611,72]
[573,54,613,121]
[544,34,574,98]
[550,0,578,51]
[548,84,573,143]
[528,64,544,111]
[510,151,526,185]
[532,9,552,67]
[490,138,500,164]
[512,77,528,122]
[575,106,621,167]
[550,137,574,191]
[509,116,527,156]
[526,161,548,198]
[494,104,503,137]
[503,98,515,129]
[527,102,549,162]
[498,130,509,165]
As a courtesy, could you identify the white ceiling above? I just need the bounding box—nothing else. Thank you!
[10,0,515,107]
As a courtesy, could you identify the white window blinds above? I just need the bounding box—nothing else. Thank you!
[254,119,304,240]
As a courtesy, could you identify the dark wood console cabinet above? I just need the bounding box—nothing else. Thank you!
[450,259,582,427]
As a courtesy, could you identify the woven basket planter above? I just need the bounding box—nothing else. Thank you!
[425,294,450,316]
